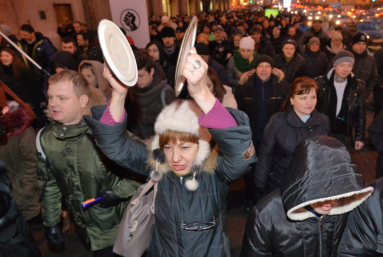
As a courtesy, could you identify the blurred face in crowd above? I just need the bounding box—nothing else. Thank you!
[312,21,322,32]
[233,35,242,47]
[47,81,88,125]
[294,23,300,30]
[73,22,82,33]
[20,30,35,44]
[214,30,223,40]
[282,44,296,58]
[77,35,88,48]
[163,12,168,17]
[281,19,286,27]
[163,138,199,175]
[197,36,208,45]
[147,44,160,61]
[137,68,154,88]
[81,24,87,32]
[285,18,290,24]
[288,27,296,37]
[251,32,261,43]
[176,31,185,41]
[334,62,353,78]
[162,37,175,49]
[309,42,320,52]
[273,27,280,37]
[269,20,275,27]
[311,200,337,215]
[237,23,244,32]
[263,20,269,29]
[81,68,97,88]
[352,42,367,54]
[303,20,307,26]
[290,87,317,118]
[178,22,184,28]
[0,51,13,66]
[203,26,211,35]
[332,38,343,47]
[62,42,76,55]
[239,48,254,60]
[256,62,272,81]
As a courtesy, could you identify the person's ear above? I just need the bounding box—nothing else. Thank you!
[150,68,155,76]
[80,95,89,108]
[290,98,294,106]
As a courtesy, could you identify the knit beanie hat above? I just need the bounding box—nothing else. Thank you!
[195,42,210,55]
[161,16,170,24]
[308,37,320,46]
[0,25,11,37]
[331,31,343,41]
[161,27,176,38]
[352,32,368,46]
[273,24,282,30]
[214,25,224,31]
[254,55,274,69]
[282,37,297,49]
[240,36,255,50]
[151,100,212,191]
[333,50,355,67]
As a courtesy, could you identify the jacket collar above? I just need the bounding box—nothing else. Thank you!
[285,105,322,128]
[51,119,89,139]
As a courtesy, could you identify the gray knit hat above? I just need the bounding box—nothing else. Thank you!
[0,25,11,37]
[333,50,355,67]
[308,37,320,46]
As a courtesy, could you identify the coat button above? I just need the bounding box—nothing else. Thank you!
[63,127,67,131]
[60,133,64,137]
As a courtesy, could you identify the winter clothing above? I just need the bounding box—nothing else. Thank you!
[0,159,41,257]
[222,85,237,109]
[50,51,77,71]
[255,106,330,194]
[298,27,330,54]
[37,89,140,251]
[210,39,231,67]
[0,25,11,36]
[350,48,378,98]
[333,50,355,67]
[368,111,383,178]
[281,37,297,49]
[273,53,306,84]
[207,57,229,86]
[254,36,275,57]
[338,178,383,256]
[240,36,255,50]
[315,68,366,144]
[242,136,374,257]
[324,38,347,62]
[83,100,256,256]
[270,35,284,55]
[308,36,320,46]
[77,42,103,64]
[352,32,368,45]
[79,60,112,101]
[0,102,40,221]
[233,49,258,73]
[302,48,329,78]
[125,62,177,140]
[164,43,180,66]
[254,55,274,69]
[161,27,176,38]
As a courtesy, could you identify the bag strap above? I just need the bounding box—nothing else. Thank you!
[36,126,47,160]
[131,180,158,215]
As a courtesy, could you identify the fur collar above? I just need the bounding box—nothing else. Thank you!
[1,103,34,138]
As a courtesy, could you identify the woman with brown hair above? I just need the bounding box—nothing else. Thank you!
[206,68,237,109]
[255,77,330,197]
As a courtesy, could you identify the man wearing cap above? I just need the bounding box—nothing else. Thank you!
[270,24,284,55]
[195,43,229,86]
[249,25,275,57]
[210,25,231,67]
[158,16,177,31]
[315,50,366,150]
[350,32,378,99]
[235,55,289,211]
[175,27,185,47]
[273,37,306,84]
[161,27,180,66]
[298,19,329,54]
[302,37,329,78]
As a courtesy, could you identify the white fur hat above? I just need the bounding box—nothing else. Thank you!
[161,16,170,24]
[240,36,255,50]
[151,100,212,191]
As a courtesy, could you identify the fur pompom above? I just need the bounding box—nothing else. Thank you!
[191,164,204,176]
[152,149,166,164]
[185,172,199,191]
[150,169,163,182]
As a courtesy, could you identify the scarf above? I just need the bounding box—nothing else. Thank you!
[164,44,176,56]
[284,55,294,63]
[234,48,258,73]
[326,42,346,55]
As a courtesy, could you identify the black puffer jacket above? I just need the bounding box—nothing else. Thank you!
[351,49,378,97]
[273,53,306,84]
[0,159,41,257]
[302,49,329,78]
[338,178,383,256]
[315,69,366,143]
[255,106,330,194]
[255,36,275,57]
[241,136,374,257]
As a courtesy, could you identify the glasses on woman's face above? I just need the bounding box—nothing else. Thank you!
[182,219,216,231]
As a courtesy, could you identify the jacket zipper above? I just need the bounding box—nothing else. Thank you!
[319,216,324,257]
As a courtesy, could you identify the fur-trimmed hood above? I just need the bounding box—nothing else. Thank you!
[281,136,373,221]
[1,101,35,138]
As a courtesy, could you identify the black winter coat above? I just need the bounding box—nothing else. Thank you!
[315,70,366,143]
[368,110,383,178]
[242,136,373,257]
[338,178,383,256]
[255,106,330,193]
[235,74,290,143]
[351,49,378,97]
[255,37,275,57]
[273,53,306,84]
[302,49,329,79]
[0,159,41,257]
[298,27,329,54]
[270,35,284,55]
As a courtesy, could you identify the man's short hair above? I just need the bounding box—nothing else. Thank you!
[20,24,34,33]
[62,37,76,45]
[73,21,81,25]
[77,32,90,42]
[48,70,90,97]
[134,49,155,73]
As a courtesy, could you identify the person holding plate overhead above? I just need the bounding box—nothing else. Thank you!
[83,47,256,256]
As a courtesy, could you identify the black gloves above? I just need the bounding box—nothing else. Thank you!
[45,224,64,247]
[99,189,128,208]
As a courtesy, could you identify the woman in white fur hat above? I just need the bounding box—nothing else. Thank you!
[83,48,256,256]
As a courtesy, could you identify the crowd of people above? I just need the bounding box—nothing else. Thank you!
[1,7,383,257]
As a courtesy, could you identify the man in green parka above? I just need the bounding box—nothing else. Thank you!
[37,70,140,256]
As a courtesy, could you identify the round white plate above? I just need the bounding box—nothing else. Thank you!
[98,19,137,86]
[174,16,198,96]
